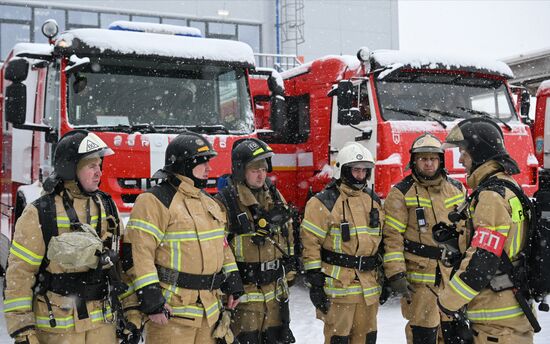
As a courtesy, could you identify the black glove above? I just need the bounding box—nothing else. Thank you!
[221,271,244,300]
[388,273,414,302]
[137,283,166,315]
[306,270,330,314]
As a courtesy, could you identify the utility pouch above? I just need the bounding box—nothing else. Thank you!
[415,207,427,232]
[341,222,351,242]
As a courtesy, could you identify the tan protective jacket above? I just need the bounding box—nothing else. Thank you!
[4,181,119,337]
[124,175,239,328]
[439,161,532,332]
[301,182,384,305]
[383,174,466,284]
[221,180,294,304]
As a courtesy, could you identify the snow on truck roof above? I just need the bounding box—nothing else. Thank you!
[281,50,513,80]
[371,50,513,78]
[11,43,53,58]
[54,28,255,67]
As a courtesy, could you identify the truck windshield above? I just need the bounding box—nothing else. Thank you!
[375,73,516,122]
[67,58,254,134]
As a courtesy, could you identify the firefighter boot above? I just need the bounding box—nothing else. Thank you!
[365,331,377,344]
[410,325,438,344]
[330,335,350,344]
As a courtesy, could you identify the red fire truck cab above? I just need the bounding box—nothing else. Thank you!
[254,48,538,212]
[0,21,259,245]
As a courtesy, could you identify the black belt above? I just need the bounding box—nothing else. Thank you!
[41,270,109,301]
[321,248,379,271]
[156,265,225,290]
[404,239,442,260]
[237,259,284,285]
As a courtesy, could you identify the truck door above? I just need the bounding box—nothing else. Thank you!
[329,80,377,181]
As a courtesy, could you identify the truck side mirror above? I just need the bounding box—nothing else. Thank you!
[5,83,27,126]
[520,90,531,120]
[336,80,362,125]
[5,59,29,82]
[270,94,287,133]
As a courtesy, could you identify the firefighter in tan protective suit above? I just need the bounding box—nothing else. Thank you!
[301,142,383,344]
[217,138,296,344]
[122,132,244,344]
[4,130,123,344]
[438,118,535,343]
[382,133,467,344]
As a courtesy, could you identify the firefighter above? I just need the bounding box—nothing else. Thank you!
[217,138,296,344]
[438,118,534,343]
[301,142,383,344]
[382,133,467,344]
[4,130,123,344]
[122,132,244,344]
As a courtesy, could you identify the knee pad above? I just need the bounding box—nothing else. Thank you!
[330,335,350,344]
[410,325,438,344]
[365,331,377,344]
[237,330,261,344]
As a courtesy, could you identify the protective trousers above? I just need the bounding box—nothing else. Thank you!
[233,298,284,343]
[37,323,116,344]
[471,323,533,344]
[401,283,446,344]
[145,316,215,344]
[321,300,378,344]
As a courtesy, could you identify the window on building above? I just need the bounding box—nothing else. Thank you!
[100,13,130,28]
[0,5,31,20]
[189,21,205,35]
[1,23,30,60]
[161,18,188,27]
[68,10,98,27]
[131,15,159,23]
[208,22,236,40]
[238,24,260,52]
[34,8,65,43]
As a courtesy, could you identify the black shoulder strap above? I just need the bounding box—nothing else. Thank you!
[32,193,58,249]
[96,190,121,237]
[363,186,381,205]
[394,175,415,195]
[218,181,246,233]
[146,181,177,209]
[314,181,340,212]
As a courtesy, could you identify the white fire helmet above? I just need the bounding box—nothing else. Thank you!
[333,142,375,179]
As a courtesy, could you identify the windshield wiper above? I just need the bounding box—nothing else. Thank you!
[384,106,447,128]
[74,123,158,133]
[421,108,464,120]
[183,124,230,134]
[456,106,512,131]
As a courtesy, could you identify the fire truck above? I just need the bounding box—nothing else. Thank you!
[253,48,539,212]
[0,20,271,254]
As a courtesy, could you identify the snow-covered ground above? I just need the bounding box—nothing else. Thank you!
[1,279,549,343]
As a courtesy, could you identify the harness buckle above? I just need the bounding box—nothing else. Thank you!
[358,256,364,270]
[261,259,280,271]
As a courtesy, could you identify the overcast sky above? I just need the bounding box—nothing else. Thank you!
[399,0,550,60]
